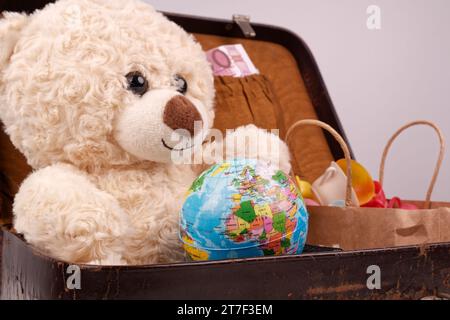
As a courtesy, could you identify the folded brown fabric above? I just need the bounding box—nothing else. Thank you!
[213,75,284,133]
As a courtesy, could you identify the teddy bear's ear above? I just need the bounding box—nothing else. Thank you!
[0,12,29,71]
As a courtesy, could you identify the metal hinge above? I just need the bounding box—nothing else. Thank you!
[232,14,256,38]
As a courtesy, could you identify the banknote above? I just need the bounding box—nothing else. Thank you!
[206,44,259,77]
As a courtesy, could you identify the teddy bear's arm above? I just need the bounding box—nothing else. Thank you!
[13,163,129,265]
[202,124,292,172]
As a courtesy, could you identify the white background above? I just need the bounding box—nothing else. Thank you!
[146,0,450,201]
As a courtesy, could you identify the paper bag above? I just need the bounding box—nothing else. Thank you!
[286,119,450,250]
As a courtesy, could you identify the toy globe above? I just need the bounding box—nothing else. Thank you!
[179,158,309,261]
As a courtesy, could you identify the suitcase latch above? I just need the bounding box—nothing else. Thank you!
[232,14,256,38]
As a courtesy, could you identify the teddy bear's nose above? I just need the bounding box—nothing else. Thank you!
[163,95,202,136]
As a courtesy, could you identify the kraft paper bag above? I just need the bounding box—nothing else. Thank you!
[306,204,450,250]
[286,120,450,250]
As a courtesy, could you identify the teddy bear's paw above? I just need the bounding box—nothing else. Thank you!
[223,124,291,173]
[13,163,131,265]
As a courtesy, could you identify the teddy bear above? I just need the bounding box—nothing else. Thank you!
[0,0,291,265]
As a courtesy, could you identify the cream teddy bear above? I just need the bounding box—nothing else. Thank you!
[0,0,291,265]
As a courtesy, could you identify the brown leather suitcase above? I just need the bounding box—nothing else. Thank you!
[1,0,449,300]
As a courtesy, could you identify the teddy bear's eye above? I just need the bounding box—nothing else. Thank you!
[126,71,149,96]
[173,74,188,95]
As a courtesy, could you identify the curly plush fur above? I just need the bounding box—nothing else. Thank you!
[0,0,291,265]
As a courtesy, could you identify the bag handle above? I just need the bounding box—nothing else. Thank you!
[379,120,445,209]
[285,119,356,207]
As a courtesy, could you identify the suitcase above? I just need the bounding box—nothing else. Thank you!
[1,0,449,300]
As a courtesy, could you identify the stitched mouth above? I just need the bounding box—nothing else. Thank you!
[161,138,195,151]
